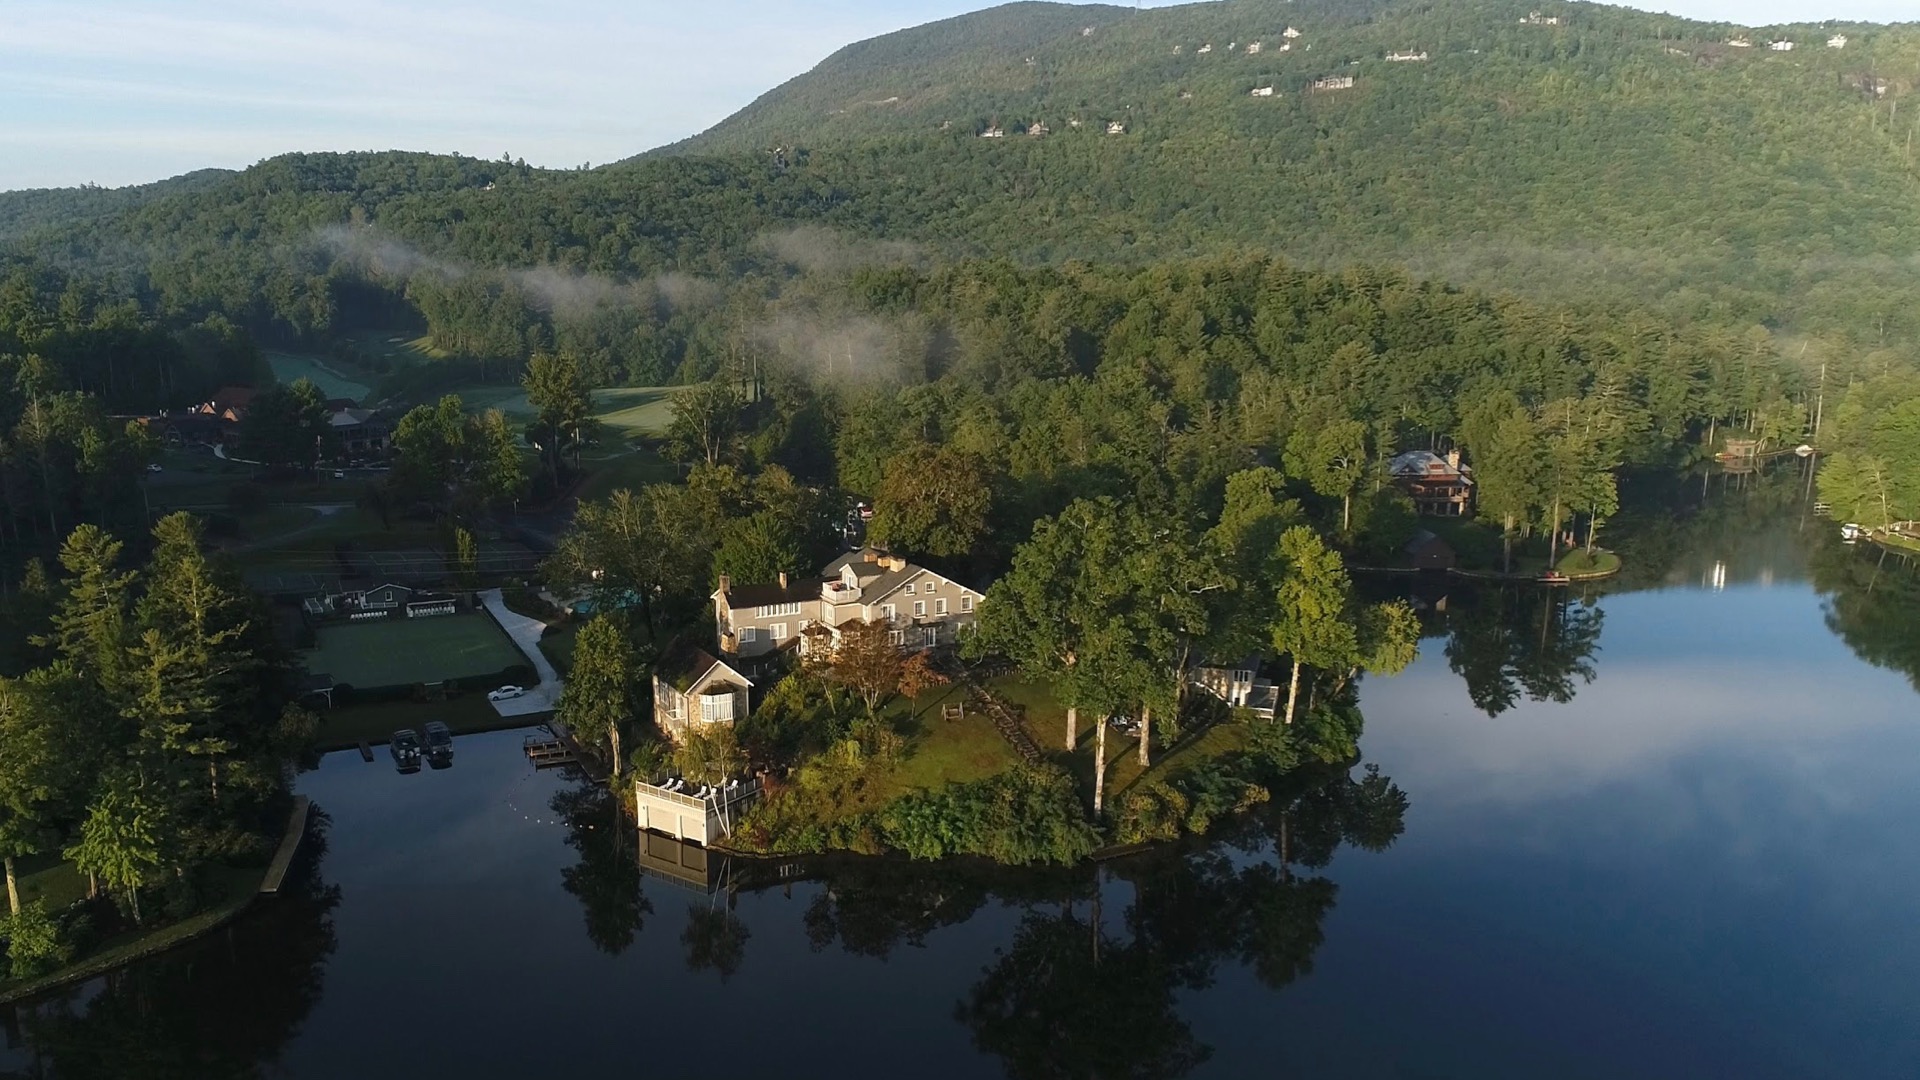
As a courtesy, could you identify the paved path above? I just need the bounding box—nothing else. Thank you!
[479,588,564,717]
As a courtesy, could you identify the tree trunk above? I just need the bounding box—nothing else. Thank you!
[1137,704,1152,768]
[129,885,143,926]
[1092,713,1109,816]
[1284,660,1303,726]
[1342,493,1352,533]
[1065,705,1077,752]
[609,722,623,779]
[1586,514,1600,555]
[1547,495,1562,568]
[1502,512,1516,574]
[4,855,19,917]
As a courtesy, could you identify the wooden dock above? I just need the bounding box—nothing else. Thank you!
[523,735,576,769]
[259,796,312,894]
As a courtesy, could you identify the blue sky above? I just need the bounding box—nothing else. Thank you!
[0,0,1910,191]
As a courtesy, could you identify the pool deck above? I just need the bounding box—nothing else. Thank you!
[479,588,564,718]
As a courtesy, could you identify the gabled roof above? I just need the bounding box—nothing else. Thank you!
[721,577,822,610]
[820,549,981,606]
[656,637,752,693]
[1389,450,1473,484]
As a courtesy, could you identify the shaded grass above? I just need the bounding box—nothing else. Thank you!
[264,351,372,401]
[312,693,536,751]
[0,865,261,1004]
[1556,549,1623,576]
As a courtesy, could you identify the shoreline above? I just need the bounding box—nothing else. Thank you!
[0,800,314,1006]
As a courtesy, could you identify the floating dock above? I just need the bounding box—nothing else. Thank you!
[259,796,312,894]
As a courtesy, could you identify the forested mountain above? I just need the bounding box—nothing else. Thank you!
[0,169,234,242]
[2,0,1918,355]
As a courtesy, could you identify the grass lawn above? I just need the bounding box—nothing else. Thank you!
[313,693,533,750]
[1556,549,1623,576]
[1873,531,1920,556]
[888,682,1026,793]
[450,384,679,439]
[340,329,447,367]
[265,351,373,402]
[575,447,679,501]
[239,505,320,544]
[305,613,524,690]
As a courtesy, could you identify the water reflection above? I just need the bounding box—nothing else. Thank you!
[1441,589,1603,716]
[1,830,339,1080]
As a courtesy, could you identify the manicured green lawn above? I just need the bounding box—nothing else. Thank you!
[264,351,373,402]
[339,329,447,367]
[305,613,524,690]
[451,384,678,439]
[575,447,679,501]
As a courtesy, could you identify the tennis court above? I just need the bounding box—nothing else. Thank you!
[306,613,525,690]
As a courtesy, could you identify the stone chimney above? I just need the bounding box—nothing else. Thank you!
[862,549,880,563]
[1445,449,1461,471]
[880,555,907,572]
[778,571,788,589]
[718,573,730,596]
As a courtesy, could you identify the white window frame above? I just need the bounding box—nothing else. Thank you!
[738,627,758,644]
[771,623,788,642]
[961,595,974,613]
[914,600,926,618]
[905,583,915,595]
[935,598,948,615]
[924,580,937,593]
[888,630,905,646]
[924,625,939,646]
[883,604,896,620]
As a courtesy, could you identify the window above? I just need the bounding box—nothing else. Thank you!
[888,630,905,646]
[757,602,801,618]
[935,598,948,615]
[667,692,685,720]
[924,625,939,646]
[883,604,896,620]
[925,580,937,593]
[738,627,758,644]
[700,692,736,724]
[905,583,915,595]
[771,623,788,642]
[913,601,926,618]
[961,595,974,613]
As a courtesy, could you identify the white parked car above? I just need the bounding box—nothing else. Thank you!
[488,685,526,702]
[146,463,163,473]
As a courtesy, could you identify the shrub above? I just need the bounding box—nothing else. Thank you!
[878,765,1098,866]
[1,902,75,981]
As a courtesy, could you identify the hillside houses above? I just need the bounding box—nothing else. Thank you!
[1386,50,1428,62]
[1250,86,1276,97]
[1828,34,1849,49]
[1769,40,1795,52]
[1107,121,1128,135]
[1311,75,1356,91]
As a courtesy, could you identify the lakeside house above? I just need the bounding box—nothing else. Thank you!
[1769,40,1795,52]
[1250,86,1276,97]
[713,548,986,669]
[1389,450,1475,516]
[196,386,257,424]
[1311,75,1356,91]
[1193,657,1280,721]
[1386,50,1429,62]
[652,639,753,742]
[1107,121,1128,135]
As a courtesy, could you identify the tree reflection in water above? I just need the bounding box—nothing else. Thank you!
[1443,586,1603,716]
[0,827,340,1080]
[552,784,652,956]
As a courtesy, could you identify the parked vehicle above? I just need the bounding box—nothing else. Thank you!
[391,729,422,771]
[423,721,453,762]
[146,463,163,473]
[1841,523,1865,543]
[488,685,526,702]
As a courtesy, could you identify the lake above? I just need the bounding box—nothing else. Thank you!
[5,495,1918,1079]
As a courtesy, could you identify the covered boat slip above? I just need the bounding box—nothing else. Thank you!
[633,776,761,845]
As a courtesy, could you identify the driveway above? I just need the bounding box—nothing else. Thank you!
[478,588,564,718]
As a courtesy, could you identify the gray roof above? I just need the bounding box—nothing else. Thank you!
[724,578,822,610]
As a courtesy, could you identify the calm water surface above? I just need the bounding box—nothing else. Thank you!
[5,512,1918,1079]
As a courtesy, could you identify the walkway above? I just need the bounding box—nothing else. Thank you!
[479,588,564,717]
[259,797,313,894]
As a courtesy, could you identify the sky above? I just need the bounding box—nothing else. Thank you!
[0,0,1912,192]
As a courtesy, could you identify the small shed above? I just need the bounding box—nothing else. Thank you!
[1405,530,1457,571]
